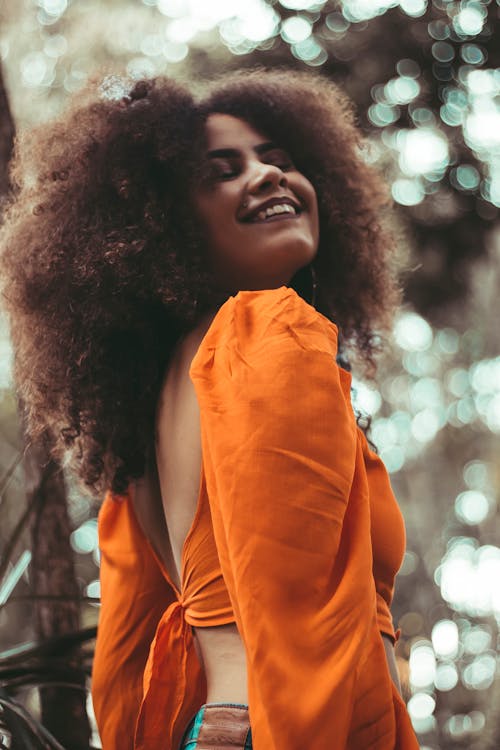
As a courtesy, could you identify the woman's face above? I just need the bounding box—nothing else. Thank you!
[191,114,319,294]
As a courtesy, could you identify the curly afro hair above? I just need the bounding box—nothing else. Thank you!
[0,66,402,497]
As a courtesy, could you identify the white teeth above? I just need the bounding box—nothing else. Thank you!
[256,203,297,221]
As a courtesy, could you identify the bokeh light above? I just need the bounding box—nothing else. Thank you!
[453,5,486,37]
[70,519,98,554]
[461,653,496,690]
[410,641,437,690]
[454,490,490,525]
[39,0,68,17]
[391,178,425,205]
[291,37,327,65]
[398,554,419,579]
[0,315,13,389]
[86,579,101,604]
[397,128,449,176]
[407,692,436,719]
[434,663,459,691]
[431,619,459,659]
[437,539,500,619]
[351,378,382,416]
[463,625,492,655]
[394,312,433,351]
[342,0,399,22]
[399,0,427,17]
[279,0,326,9]
[463,460,490,490]
[444,710,486,738]
[407,692,436,734]
[281,17,312,43]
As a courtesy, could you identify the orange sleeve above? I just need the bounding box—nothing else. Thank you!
[189,287,387,749]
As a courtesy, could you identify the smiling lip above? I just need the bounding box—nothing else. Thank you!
[247,212,301,224]
[241,196,302,223]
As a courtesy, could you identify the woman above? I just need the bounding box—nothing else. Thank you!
[0,67,419,749]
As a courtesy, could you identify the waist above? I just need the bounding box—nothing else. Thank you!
[193,624,248,705]
[180,703,252,750]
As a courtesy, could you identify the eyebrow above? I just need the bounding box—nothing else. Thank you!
[207,141,278,159]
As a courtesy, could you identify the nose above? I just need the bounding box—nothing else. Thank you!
[246,160,288,196]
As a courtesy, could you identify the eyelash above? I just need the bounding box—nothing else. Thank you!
[212,154,295,181]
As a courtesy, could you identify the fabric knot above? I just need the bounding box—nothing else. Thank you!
[134,600,204,750]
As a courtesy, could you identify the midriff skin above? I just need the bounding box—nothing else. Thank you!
[132,310,402,705]
[194,630,401,703]
[193,625,249,704]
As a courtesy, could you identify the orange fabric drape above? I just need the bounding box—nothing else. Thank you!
[92,285,420,750]
[93,474,234,750]
[91,490,183,749]
[189,286,420,749]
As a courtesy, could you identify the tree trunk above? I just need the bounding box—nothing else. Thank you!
[24,432,91,750]
[0,62,14,198]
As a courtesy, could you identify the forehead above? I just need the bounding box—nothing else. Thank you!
[204,113,269,151]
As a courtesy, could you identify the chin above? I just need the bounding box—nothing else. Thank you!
[260,235,316,260]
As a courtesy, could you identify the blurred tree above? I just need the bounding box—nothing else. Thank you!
[0,59,14,197]
[24,429,91,750]
[0,60,90,749]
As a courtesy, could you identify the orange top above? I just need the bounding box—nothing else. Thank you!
[91,286,419,750]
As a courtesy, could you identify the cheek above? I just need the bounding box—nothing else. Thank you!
[195,198,224,241]
[196,191,238,238]
[194,198,245,266]
[298,177,318,217]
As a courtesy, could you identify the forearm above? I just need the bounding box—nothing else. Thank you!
[381,633,402,695]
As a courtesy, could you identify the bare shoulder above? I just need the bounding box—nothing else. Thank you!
[155,309,219,427]
[182,309,219,358]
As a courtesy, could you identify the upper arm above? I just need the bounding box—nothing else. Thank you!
[188,288,385,748]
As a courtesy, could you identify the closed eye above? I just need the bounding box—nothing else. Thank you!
[262,149,295,171]
[208,158,240,181]
[204,148,295,183]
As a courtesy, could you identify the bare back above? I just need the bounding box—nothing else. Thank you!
[131,311,248,703]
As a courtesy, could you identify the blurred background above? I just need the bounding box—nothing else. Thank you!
[0,0,499,748]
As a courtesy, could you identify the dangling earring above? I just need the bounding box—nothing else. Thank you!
[309,264,318,308]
